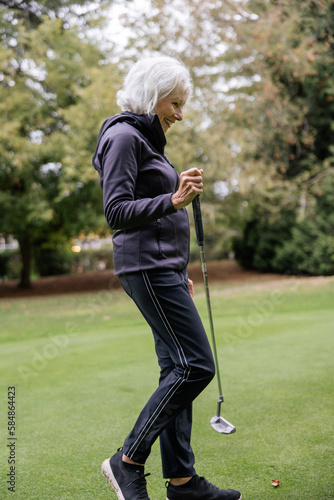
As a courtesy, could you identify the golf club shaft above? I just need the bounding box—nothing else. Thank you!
[199,245,223,399]
[192,195,224,401]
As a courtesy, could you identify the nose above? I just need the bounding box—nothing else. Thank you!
[174,107,183,121]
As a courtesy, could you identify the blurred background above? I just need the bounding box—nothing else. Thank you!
[1,0,333,289]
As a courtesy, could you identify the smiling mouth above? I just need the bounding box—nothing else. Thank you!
[165,119,172,128]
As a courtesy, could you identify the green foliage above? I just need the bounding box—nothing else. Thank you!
[0,251,10,278]
[0,0,109,30]
[0,5,119,286]
[235,176,334,275]
[229,0,334,274]
[0,249,21,279]
[273,176,334,275]
[1,0,333,282]
[273,222,334,276]
[227,0,334,183]
[34,244,74,276]
[233,210,296,271]
[113,0,334,274]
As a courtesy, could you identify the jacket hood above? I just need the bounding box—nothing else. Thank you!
[92,112,166,176]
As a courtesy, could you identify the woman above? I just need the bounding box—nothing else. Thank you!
[92,55,241,500]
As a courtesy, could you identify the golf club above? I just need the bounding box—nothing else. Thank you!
[192,195,236,434]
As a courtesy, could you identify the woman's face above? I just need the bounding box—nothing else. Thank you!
[155,92,187,134]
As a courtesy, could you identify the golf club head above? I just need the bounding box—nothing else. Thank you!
[210,415,236,434]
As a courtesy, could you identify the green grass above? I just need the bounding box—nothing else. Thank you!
[1,276,334,499]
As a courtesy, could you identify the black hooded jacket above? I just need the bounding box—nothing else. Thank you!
[92,112,190,275]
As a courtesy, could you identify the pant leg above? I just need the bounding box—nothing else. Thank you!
[154,335,196,478]
[118,269,215,475]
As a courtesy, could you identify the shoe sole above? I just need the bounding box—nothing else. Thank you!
[167,496,242,500]
[101,458,125,500]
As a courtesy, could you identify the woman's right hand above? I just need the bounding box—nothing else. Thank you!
[171,168,203,210]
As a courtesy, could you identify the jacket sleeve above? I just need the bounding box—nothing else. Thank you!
[100,128,176,230]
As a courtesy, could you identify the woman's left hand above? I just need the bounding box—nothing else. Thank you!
[188,278,194,298]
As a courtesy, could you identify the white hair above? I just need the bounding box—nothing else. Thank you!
[117,56,193,114]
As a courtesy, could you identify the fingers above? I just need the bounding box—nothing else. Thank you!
[182,167,203,177]
[179,169,203,192]
[171,168,203,210]
[188,278,194,298]
[180,168,203,186]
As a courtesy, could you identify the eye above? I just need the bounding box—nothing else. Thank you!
[172,102,179,108]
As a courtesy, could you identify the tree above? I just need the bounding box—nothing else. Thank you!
[0,0,108,28]
[228,0,334,273]
[0,2,119,287]
[113,0,247,257]
[114,0,334,272]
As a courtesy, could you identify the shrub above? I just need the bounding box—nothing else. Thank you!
[233,211,296,272]
[0,250,21,280]
[34,246,74,277]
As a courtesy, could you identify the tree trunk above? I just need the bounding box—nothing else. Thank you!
[18,237,32,289]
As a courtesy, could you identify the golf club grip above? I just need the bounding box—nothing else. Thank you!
[192,195,204,247]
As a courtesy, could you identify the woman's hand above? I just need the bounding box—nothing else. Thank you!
[188,278,194,298]
[171,168,203,210]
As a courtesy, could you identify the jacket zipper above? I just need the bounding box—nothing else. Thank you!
[157,219,164,257]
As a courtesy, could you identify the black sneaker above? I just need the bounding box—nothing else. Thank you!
[166,475,242,500]
[101,449,150,500]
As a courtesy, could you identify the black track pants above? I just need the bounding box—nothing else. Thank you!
[118,268,215,478]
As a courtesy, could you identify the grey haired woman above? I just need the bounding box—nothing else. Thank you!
[93,55,242,500]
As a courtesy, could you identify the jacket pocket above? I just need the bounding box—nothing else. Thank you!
[156,219,167,258]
